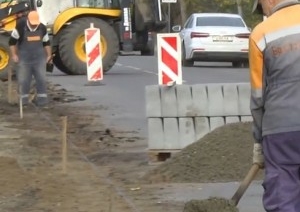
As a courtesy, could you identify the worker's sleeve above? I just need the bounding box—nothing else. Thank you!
[8,28,20,46]
[42,25,50,46]
[249,36,264,143]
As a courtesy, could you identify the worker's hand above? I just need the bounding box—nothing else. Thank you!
[46,55,53,64]
[253,143,264,169]
[12,54,19,63]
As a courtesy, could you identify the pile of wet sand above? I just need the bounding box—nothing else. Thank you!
[143,122,264,183]
[183,197,239,212]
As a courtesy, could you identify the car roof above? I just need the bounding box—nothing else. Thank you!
[192,13,242,18]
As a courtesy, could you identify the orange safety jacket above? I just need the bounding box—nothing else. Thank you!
[249,0,300,142]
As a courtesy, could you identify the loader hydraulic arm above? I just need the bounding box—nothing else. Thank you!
[0,1,30,27]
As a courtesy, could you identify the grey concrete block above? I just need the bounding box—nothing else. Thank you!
[225,116,241,124]
[161,86,178,117]
[145,85,161,117]
[223,84,239,116]
[148,118,164,149]
[163,118,180,149]
[210,117,225,131]
[191,84,209,116]
[207,84,224,116]
[238,83,251,115]
[241,116,253,122]
[176,85,194,117]
[179,118,196,148]
[194,117,210,141]
[225,116,240,124]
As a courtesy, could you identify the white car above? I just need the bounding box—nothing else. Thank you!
[172,13,251,67]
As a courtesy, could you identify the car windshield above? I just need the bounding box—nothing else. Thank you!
[196,16,245,27]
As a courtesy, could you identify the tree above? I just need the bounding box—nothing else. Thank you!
[170,0,263,28]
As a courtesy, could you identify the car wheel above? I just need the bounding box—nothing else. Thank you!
[182,44,194,67]
[232,61,243,68]
[243,61,249,68]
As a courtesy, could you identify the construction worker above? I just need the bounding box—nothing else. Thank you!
[8,10,51,107]
[250,0,300,211]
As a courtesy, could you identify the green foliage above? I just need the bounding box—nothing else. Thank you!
[170,0,263,29]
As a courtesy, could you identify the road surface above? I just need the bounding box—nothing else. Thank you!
[48,56,250,138]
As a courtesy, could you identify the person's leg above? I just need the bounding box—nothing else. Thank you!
[32,59,48,106]
[262,131,300,212]
[16,62,33,105]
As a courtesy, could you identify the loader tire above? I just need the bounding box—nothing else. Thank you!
[53,50,73,75]
[0,35,12,81]
[59,17,119,75]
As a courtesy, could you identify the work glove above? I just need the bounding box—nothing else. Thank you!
[253,143,264,169]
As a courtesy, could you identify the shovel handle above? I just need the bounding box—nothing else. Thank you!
[231,163,260,206]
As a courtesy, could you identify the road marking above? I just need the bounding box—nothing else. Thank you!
[125,66,141,70]
[116,63,187,83]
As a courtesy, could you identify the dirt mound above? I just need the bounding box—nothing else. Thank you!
[143,122,264,183]
[183,197,239,212]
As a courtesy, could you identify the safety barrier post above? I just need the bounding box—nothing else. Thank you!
[157,33,182,86]
[84,23,104,86]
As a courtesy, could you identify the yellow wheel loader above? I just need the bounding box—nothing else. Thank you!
[0,0,167,79]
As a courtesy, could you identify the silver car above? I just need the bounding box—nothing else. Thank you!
[173,13,251,67]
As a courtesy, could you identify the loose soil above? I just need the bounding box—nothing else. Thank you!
[142,122,264,183]
[183,198,239,212]
[0,78,262,212]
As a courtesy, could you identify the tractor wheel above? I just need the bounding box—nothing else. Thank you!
[52,50,73,75]
[0,35,12,81]
[59,17,119,75]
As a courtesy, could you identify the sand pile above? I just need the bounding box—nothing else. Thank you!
[143,122,264,183]
[183,197,239,212]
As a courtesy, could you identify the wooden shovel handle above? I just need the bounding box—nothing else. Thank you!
[231,163,260,206]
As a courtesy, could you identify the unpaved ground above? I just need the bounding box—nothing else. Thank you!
[0,79,261,212]
[0,80,184,212]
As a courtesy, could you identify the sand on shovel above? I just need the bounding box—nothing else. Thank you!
[183,197,239,212]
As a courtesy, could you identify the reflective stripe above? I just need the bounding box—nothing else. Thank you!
[37,94,47,97]
[257,38,266,51]
[251,88,262,98]
[265,24,300,44]
[20,94,29,98]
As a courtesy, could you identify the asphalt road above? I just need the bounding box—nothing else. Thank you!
[48,55,250,138]
[47,55,264,212]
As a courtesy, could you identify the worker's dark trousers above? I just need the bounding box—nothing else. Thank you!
[17,59,48,106]
[262,131,300,212]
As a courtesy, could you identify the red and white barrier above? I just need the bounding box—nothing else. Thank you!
[157,33,182,85]
[85,23,103,81]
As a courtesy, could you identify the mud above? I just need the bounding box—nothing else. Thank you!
[183,197,239,212]
[142,122,264,183]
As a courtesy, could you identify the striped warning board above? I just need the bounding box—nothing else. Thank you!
[85,23,103,81]
[157,33,182,85]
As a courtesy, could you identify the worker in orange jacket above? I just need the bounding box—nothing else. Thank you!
[250,0,300,211]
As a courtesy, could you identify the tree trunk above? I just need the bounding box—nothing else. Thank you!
[179,0,187,25]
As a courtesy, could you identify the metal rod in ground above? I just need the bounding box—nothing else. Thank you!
[61,116,68,174]
[19,97,23,119]
[8,67,12,104]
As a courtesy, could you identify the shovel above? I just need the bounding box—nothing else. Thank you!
[231,163,260,206]
[183,163,261,212]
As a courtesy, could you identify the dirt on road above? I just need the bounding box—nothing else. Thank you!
[0,79,260,212]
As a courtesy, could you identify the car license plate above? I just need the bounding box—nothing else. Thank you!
[212,35,233,42]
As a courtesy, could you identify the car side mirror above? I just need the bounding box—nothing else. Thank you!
[37,0,43,7]
[248,27,252,32]
[172,25,181,32]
